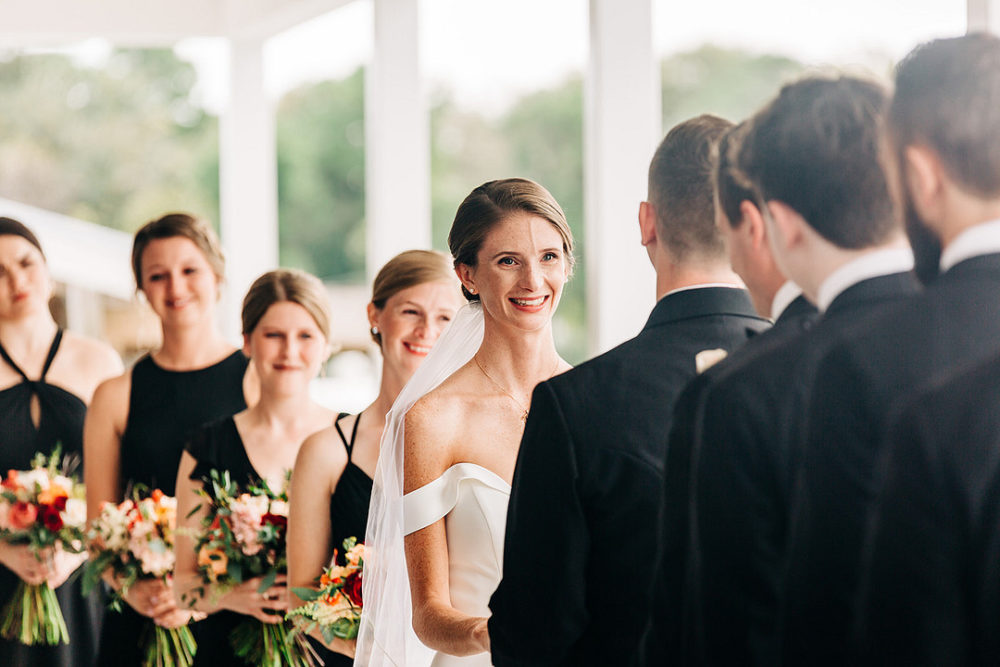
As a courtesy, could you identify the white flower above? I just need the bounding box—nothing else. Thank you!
[268,500,289,517]
[61,498,87,529]
[18,468,51,491]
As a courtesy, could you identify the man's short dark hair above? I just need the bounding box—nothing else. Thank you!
[891,33,1000,197]
[738,76,897,249]
[649,114,734,261]
[714,122,755,228]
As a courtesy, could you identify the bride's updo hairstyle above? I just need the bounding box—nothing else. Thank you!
[131,213,226,290]
[241,268,332,340]
[447,177,575,302]
[369,249,456,346]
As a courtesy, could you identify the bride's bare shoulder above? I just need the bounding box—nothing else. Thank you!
[405,365,479,436]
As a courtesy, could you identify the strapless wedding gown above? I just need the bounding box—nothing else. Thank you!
[403,462,511,667]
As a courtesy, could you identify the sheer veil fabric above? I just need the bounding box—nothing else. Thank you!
[355,302,485,667]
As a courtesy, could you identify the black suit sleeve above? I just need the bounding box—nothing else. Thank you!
[858,397,968,666]
[782,347,879,664]
[489,381,589,665]
[641,375,706,665]
[693,379,786,665]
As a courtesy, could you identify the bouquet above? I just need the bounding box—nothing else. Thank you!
[0,447,87,645]
[288,537,365,643]
[84,487,196,667]
[188,469,311,667]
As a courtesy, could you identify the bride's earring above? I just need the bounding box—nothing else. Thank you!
[371,326,379,335]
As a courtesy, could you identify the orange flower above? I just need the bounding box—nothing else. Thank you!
[9,501,37,530]
[37,482,68,507]
[197,547,228,581]
[1,470,19,491]
[319,572,333,588]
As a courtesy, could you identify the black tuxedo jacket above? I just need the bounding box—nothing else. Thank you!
[645,273,917,666]
[783,253,1000,665]
[640,294,817,666]
[488,287,770,666]
[858,353,1000,666]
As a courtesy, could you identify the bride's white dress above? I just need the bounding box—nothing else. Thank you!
[403,462,511,667]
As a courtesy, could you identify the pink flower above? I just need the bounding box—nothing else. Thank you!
[9,501,37,530]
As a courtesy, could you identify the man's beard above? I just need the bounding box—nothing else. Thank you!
[902,189,942,286]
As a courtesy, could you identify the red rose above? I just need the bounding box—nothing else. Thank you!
[261,513,287,530]
[9,501,37,530]
[52,496,68,512]
[42,505,63,531]
[344,571,363,607]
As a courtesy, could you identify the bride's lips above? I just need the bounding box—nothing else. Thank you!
[509,295,549,313]
[403,341,432,356]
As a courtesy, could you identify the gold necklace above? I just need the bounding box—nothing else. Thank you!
[474,355,559,423]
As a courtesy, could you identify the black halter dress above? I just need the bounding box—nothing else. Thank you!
[0,330,102,667]
[324,412,373,666]
[185,417,340,667]
[95,350,248,665]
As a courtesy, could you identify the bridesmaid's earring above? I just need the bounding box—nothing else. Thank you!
[371,326,379,335]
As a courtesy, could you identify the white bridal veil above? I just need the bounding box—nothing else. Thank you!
[355,302,485,666]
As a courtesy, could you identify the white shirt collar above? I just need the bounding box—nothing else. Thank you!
[816,247,914,312]
[662,283,742,299]
[940,218,1000,272]
[771,281,803,321]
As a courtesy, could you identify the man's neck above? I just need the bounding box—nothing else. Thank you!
[655,262,742,302]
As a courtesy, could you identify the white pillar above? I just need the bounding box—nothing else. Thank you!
[365,0,430,282]
[585,0,660,355]
[220,35,278,341]
[62,285,102,338]
[968,0,1000,32]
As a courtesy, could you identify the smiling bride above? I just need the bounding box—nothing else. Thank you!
[356,178,574,666]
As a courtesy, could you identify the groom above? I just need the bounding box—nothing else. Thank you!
[488,115,770,665]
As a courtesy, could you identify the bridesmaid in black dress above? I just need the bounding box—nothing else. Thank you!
[173,269,336,666]
[84,213,254,664]
[0,217,122,667]
[288,250,462,663]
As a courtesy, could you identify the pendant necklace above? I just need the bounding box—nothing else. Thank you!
[474,355,560,423]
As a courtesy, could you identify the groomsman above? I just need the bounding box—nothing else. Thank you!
[488,115,770,666]
[651,75,921,666]
[641,121,817,665]
[782,34,1000,665]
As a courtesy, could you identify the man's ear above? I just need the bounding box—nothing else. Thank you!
[765,200,805,253]
[639,201,658,247]
[903,145,945,223]
[740,200,767,250]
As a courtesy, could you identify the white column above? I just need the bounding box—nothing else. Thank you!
[62,285,103,338]
[585,0,660,355]
[220,35,278,340]
[968,0,1000,32]
[365,0,430,282]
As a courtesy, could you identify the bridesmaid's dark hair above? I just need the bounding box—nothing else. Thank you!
[131,213,225,289]
[448,178,575,302]
[0,217,45,258]
[369,250,457,346]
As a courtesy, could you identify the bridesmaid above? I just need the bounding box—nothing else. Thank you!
[0,216,122,667]
[173,268,336,666]
[84,213,255,663]
[288,249,463,662]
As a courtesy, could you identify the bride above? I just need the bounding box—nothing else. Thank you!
[357,178,574,666]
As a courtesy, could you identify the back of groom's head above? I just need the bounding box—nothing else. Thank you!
[738,75,897,250]
[891,33,1000,197]
[648,114,733,263]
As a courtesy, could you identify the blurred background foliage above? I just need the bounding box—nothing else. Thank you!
[0,45,804,361]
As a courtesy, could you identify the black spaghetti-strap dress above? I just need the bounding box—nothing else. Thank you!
[0,330,102,667]
[95,351,248,665]
[325,412,373,666]
[185,417,340,667]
